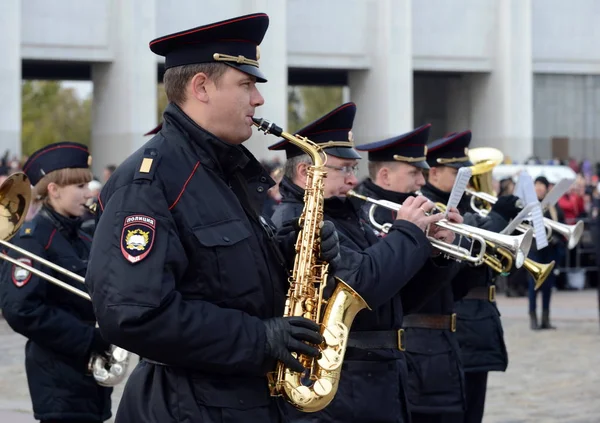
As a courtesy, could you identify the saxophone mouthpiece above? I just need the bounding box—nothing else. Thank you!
[252,117,283,137]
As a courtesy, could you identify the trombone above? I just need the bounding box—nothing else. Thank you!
[466,189,584,250]
[0,172,129,387]
[347,190,533,268]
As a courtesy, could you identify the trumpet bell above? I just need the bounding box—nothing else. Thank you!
[543,218,584,250]
[566,220,584,250]
[0,172,32,241]
[525,259,556,291]
[484,228,533,269]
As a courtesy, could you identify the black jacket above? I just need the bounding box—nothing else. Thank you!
[421,182,509,373]
[272,176,446,423]
[356,179,466,414]
[0,206,112,422]
[85,103,290,423]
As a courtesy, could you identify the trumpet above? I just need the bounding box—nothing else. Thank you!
[466,189,584,250]
[347,190,533,268]
[0,173,130,387]
[419,192,530,272]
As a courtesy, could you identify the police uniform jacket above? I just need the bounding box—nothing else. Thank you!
[85,103,290,423]
[0,205,112,422]
[420,182,509,373]
[272,176,448,423]
[356,178,466,414]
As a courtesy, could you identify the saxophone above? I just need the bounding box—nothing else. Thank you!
[253,118,370,412]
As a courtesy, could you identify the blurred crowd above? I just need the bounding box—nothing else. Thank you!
[498,157,600,222]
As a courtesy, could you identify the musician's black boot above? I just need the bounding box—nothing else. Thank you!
[540,309,556,330]
[529,311,539,330]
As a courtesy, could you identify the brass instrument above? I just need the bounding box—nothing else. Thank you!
[347,190,533,269]
[355,193,488,265]
[0,173,130,387]
[466,189,584,250]
[253,117,370,412]
[468,147,505,201]
[466,148,563,288]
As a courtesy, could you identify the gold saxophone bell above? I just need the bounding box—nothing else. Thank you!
[0,172,130,387]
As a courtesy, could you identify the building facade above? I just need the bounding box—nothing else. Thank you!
[2,0,600,174]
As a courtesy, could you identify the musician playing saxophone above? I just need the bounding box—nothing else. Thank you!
[85,14,330,423]
[354,125,468,423]
[270,103,463,423]
[420,132,521,423]
[0,143,113,423]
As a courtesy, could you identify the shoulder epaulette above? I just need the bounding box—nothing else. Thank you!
[18,221,36,238]
[133,148,161,182]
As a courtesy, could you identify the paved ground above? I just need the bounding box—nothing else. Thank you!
[0,289,598,422]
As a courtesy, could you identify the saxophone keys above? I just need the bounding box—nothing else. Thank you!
[290,385,313,405]
[318,348,343,371]
[313,378,333,397]
[322,323,346,346]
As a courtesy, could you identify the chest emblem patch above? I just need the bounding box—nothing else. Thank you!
[12,258,33,287]
[121,215,156,264]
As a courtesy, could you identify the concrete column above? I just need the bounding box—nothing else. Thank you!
[91,0,157,177]
[468,0,533,163]
[241,0,288,163]
[0,0,21,158]
[349,0,413,146]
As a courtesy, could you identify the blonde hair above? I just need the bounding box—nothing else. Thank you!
[33,168,93,203]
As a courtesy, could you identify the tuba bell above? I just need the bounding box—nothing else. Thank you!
[468,147,504,205]
[0,172,130,387]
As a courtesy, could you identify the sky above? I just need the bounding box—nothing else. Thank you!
[62,81,93,99]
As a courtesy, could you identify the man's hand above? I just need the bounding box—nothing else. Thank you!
[320,221,340,267]
[263,316,323,373]
[395,195,445,231]
[429,207,463,256]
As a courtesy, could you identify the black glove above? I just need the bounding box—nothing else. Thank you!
[491,195,521,221]
[320,220,340,267]
[90,327,111,355]
[277,219,340,268]
[263,316,323,373]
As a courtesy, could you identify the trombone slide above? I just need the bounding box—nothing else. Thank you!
[0,251,90,301]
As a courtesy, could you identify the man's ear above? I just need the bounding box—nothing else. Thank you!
[189,72,210,103]
[428,166,438,181]
[377,166,390,187]
[296,162,309,185]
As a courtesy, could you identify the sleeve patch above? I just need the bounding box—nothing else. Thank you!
[121,215,156,264]
[12,258,33,287]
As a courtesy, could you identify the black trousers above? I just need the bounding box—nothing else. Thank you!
[461,372,488,423]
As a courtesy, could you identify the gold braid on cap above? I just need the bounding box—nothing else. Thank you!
[435,147,469,164]
[393,145,427,162]
[436,156,470,164]
[319,140,355,149]
[213,53,259,67]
